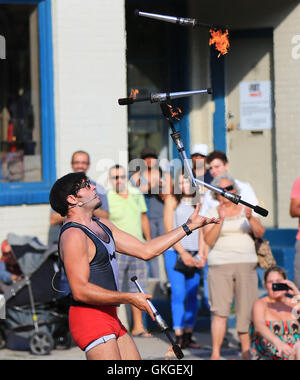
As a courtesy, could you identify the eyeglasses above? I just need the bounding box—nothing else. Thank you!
[219,185,234,191]
[110,175,126,180]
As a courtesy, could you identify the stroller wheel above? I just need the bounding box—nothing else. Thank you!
[29,331,54,355]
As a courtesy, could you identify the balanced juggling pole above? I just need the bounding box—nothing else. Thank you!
[118,88,212,106]
[131,276,184,360]
[135,10,226,30]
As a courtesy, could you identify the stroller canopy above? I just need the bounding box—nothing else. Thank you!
[3,234,59,306]
[7,233,56,276]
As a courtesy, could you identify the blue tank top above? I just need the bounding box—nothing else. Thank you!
[58,218,119,303]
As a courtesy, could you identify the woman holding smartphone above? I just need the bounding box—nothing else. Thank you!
[251,266,300,360]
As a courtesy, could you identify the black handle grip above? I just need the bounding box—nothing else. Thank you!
[118,96,151,105]
[239,199,269,217]
[253,205,269,217]
[118,97,134,105]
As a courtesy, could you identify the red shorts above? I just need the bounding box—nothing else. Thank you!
[69,304,127,351]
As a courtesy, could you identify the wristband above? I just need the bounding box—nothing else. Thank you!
[182,223,192,236]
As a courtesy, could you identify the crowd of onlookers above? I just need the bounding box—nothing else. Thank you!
[1,145,299,360]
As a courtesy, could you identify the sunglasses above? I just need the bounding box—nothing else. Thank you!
[73,179,91,195]
[219,185,234,192]
[110,175,126,180]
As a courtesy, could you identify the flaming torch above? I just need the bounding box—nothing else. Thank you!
[135,10,230,58]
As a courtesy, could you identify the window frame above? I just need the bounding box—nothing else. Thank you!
[0,0,56,205]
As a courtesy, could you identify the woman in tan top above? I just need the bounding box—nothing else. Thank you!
[203,174,265,360]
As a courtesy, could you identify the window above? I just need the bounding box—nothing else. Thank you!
[0,0,55,205]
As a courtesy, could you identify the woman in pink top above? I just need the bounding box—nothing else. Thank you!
[290,177,300,289]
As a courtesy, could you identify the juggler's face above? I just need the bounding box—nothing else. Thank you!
[77,180,102,210]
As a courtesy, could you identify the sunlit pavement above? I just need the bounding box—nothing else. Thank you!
[0,329,241,361]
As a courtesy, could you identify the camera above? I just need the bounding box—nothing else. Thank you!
[272,283,291,292]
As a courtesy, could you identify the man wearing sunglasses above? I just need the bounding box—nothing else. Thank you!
[200,150,258,216]
[107,164,152,338]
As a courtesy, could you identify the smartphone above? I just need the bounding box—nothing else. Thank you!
[272,283,291,292]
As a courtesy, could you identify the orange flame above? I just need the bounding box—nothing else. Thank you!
[130,88,139,99]
[167,104,182,121]
[209,29,230,58]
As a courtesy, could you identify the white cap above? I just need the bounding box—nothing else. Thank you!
[191,144,209,157]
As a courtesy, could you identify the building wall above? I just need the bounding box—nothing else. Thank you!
[0,0,127,245]
[274,3,300,228]
[225,35,275,228]
[188,0,300,228]
[0,205,50,244]
[52,0,128,182]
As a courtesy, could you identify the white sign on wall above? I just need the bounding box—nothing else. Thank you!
[239,81,272,130]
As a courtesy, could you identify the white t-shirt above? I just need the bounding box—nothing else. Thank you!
[200,179,258,216]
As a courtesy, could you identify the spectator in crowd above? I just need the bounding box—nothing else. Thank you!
[191,143,213,184]
[289,177,300,289]
[130,147,173,278]
[0,240,22,284]
[108,164,152,337]
[190,143,212,313]
[164,167,205,349]
[200,150,258,216]
[203,174,265,360]
[200,150,262,300]
[48,150,109,246]
[250,266,300,360]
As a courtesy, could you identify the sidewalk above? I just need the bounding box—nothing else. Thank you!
[0,328,241,360]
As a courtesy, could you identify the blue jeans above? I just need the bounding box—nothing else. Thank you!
[256,266,265,289]
[164,249,201,330]
[201,262,210,309]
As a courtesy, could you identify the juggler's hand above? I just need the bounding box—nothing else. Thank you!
[186,204,220,231]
